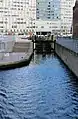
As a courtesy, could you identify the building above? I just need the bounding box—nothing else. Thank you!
[0,0,75,35]
[73,0,78,38]
[36,0,61,35]
[0,0,36,35]
[28,0,36,35]
[36,0,75,36]
[35,20,61,35]
[36,0,60,20]
[60,0,75,36]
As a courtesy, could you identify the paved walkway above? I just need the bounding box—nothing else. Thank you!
[0,52,31,65]
[56,37,78,53]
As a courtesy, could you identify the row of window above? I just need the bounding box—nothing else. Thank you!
[13,1,29,5]
[0,21,7,24]
[37,17,59,19]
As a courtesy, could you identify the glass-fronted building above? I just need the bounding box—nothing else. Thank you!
[0,0,75,35]
[36,0,60,20]
[36,0,75,35]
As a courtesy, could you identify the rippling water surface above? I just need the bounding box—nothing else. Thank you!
[0,54,78,119]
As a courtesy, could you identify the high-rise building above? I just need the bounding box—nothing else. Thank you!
[28,0,36,34]
[73,0,78,38]
[36,0,61,35]
[36,0,60,20]
[60,0,75,35]
[36,0,75,35]
[0,0,36,35]
[0,0,76,35]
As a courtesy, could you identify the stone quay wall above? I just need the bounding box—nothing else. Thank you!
[55,42,78,78]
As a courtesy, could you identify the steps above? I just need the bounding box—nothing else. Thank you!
[13,41,31,52]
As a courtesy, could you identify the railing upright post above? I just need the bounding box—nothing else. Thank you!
[54,40,56,52]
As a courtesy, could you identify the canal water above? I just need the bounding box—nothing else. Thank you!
[0,54,78,119]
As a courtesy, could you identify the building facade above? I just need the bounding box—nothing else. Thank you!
[36,0,60,20]
[0,0,36,35]
[73,0,78,38]
[36,0,61,35]
[36,0,75,36]
[0,0,75,35]
[60,0,75,36]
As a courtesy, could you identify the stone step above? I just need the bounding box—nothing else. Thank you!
[13,41,32,52]
[14,42,30,47]
[13,47,29,52]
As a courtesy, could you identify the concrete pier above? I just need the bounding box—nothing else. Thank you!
[0,36,33,70]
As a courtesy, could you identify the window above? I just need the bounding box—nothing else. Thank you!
[37,17,39,19]
[41,26,44,28]
[47,17,50,19]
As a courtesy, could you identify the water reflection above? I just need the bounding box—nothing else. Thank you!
[0,54,78,119]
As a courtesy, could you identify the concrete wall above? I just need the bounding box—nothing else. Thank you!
[0,40,15,53]
[0,53,4,60]
[55,43,78,78]
[0,35,15,52]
